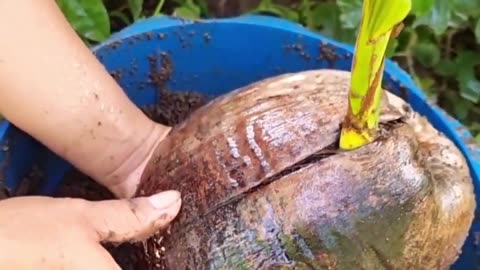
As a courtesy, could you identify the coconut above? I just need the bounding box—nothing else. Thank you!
[135,69,475,270]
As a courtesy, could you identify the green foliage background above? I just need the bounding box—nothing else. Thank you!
[57,0,480,143]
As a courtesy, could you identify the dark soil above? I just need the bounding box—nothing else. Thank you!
[54,170,115,201]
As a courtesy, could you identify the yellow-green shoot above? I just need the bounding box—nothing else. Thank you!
[339,0,411,150]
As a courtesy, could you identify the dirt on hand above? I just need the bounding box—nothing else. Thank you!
[52,53,208,270]
[52,87,206,270]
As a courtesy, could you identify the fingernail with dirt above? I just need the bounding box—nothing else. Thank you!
[148,190,181,211]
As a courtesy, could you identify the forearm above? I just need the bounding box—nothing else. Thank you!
[0,0,169,196]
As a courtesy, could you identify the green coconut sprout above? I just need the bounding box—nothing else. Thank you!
[339,0,411,150]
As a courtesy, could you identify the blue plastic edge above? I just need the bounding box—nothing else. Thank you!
[0,12,478,213]
[0,14,477,207]
[91,14,480,183]
[0,14,478,267]
[92,15,480,269]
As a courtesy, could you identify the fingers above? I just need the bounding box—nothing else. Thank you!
[83,190,182,244]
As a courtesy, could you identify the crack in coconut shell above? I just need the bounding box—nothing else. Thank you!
[198,119,404,225]
[137,70,406,223]
[136,69,476,270]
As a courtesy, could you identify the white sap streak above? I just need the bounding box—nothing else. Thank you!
[246,123,270,172]
[227,136,241,159]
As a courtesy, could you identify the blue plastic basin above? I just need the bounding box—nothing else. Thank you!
[0,15,479,269]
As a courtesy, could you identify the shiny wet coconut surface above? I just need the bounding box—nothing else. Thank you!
[136,70,475,270]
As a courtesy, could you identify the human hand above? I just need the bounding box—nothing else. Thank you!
[0,190,181,270]
[0,0,176,200]
[95,123,172,199]
[0,2,182,269]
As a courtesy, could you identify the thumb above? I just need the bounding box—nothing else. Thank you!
[83,190,182,244]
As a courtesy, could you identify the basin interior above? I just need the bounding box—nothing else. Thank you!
[0,15,479,268]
